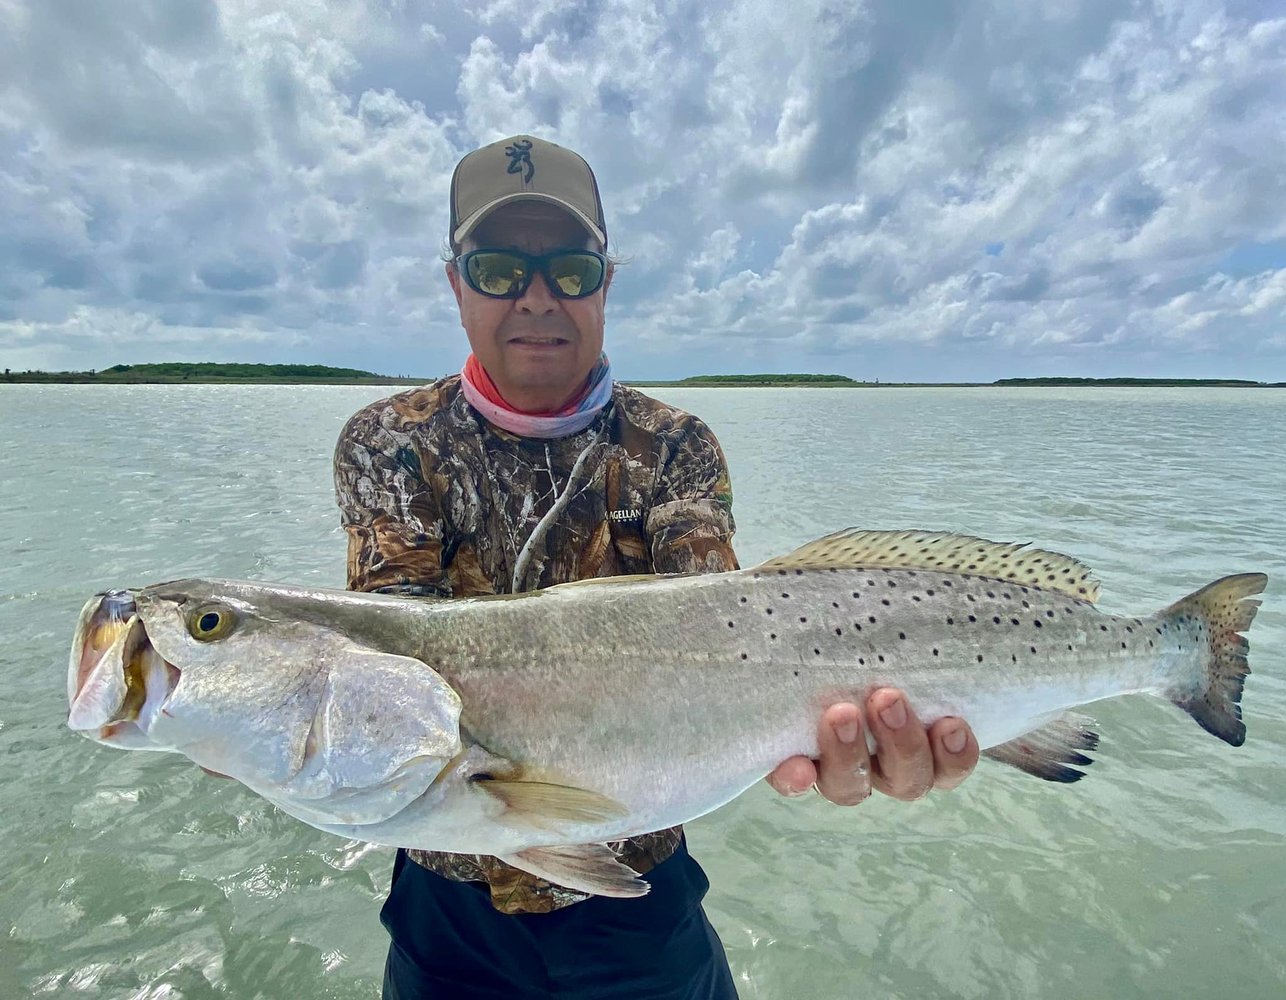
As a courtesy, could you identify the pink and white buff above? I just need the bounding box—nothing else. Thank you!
[459,353,614,438]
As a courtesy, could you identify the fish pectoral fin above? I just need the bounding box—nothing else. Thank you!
[500,844,649,898]
[982,712,1101,782]
[476,777,630,831]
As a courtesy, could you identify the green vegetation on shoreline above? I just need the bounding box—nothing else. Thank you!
[1,363,1282,388]
[1,362,426,385]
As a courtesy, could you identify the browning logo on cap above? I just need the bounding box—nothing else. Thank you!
[450,134,607,247]
[505,139,535,183]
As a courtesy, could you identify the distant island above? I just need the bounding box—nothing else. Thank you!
[0,362,427,385]
[2,364,1282,388]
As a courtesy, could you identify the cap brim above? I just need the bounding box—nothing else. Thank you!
[452,193,606,247]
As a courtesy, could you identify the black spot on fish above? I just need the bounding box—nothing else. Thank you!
[739,597,747,604]
[898,632,906,640]
[770,633,777,640]
[799,616,807,623]
[727,621,735,628]
[977,654,984,662]
[947,617,955,625]
[766,608,773,615]
[1011,618,1020,625]
[878,655,886,663]
[932,648,939,656]
[1100,625,1108,632]
[793,670,799,677]
[868,615,876,624]
[881,599,891,606]
[993,616,1001,624]
[781,592,790,599]
[968,615,977,623]
[832,602,840,608]
[835,628,843,636]
[814,648,821,656]
[912,595,922,602]
[927,589,936,596]
[1034,620,1042,629]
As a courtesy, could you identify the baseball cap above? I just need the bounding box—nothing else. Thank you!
[449,135,607,247]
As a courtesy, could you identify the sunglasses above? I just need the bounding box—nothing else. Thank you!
[456,248,608,300]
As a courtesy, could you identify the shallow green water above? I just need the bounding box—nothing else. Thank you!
[2,384,1283,998]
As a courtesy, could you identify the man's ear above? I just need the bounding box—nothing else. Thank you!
[446,260,465,309]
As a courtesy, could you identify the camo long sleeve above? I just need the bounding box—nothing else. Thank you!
[333,376,738,913]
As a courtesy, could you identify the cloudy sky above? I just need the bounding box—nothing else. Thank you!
[2,0,1284,382]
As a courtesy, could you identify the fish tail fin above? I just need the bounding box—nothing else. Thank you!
[1161,573,1267,747]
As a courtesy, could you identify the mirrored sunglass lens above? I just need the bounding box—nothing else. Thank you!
[549,254,603,297]
[467,254,525,295]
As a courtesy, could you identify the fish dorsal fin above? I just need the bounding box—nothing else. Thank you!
[755,528,1101,603]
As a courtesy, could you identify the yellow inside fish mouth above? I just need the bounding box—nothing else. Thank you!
[68,592,180,739]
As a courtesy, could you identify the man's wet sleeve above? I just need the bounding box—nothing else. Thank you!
[333,408,452,596]
[646,415,740,576]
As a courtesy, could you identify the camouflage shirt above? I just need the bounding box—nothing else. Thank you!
[333,375,738,913]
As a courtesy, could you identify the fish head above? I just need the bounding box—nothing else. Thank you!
[68,579,464,825]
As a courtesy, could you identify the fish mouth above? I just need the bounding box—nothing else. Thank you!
[67,590,180,747]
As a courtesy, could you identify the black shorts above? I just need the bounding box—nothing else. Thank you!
[380,838,740,999]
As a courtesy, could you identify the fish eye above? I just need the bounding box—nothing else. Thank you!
[189,605,236,642]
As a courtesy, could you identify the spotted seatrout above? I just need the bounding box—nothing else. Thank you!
[67,530,1266,897]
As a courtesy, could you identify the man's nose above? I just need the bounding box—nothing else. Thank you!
[515,271,559,313]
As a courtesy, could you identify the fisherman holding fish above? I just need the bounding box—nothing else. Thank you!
[332,136,981,999]
[66,132,1262,995]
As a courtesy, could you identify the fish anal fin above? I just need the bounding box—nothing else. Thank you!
[475,776,630,831]
[983,712,1101,783]
[500,843,649,898]
[754,528,1102,603]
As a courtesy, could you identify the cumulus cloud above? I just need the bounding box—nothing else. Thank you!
[0,0,1283,379]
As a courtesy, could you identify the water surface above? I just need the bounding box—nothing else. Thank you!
[2,384,1283,998]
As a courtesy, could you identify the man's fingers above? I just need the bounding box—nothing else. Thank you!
[766,756,817,796]
[813,703,872,806]
[866,688,934,801]
[927,717,979,791]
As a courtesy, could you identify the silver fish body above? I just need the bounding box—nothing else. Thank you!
[67,529,1266,897]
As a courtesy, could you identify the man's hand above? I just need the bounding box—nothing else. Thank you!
[766,689,978,804]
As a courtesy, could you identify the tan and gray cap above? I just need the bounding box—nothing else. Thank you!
[450,135,607,247]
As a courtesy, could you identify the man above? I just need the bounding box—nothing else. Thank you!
[333,135,979,998]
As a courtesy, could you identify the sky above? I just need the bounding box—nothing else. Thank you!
[1,0,1284,383]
